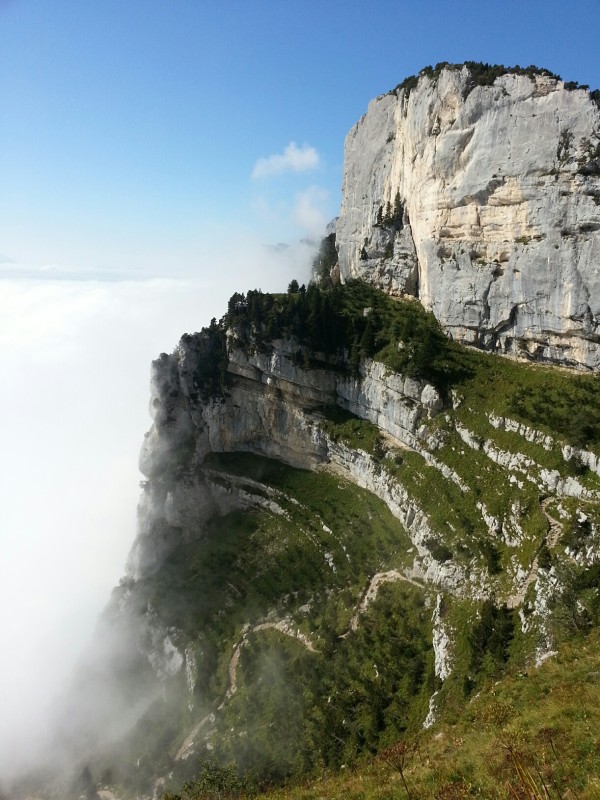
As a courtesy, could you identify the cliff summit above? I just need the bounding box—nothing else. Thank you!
[336,62,600,369]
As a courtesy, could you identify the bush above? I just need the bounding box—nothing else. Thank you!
[163,760,249,800]
[424,536,453,563]
[537,540,552,571]
[467,600,515,680]
[479,540,501,575]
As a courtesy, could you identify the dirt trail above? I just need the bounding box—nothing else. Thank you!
[542,497,564,548]
[507,497,564,609]
[177,570,424,760]
[175,618,318,762]
[344,569,425,635]
[175,712,216,760]
[220,619,317,708]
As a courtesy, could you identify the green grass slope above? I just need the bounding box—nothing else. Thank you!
[45,281,600,800]
[154,282,600,800]
[168,628,600,799]
[98,455,433,797]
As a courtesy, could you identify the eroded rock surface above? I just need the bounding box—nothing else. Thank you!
[127,337,443,579]
[336,66,600,368]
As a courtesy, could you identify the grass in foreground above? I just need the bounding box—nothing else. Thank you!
[165,628,600,799]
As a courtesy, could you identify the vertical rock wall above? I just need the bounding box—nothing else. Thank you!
[336,66,600,368]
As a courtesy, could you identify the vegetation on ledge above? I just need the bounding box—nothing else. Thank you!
[224,280,464,391]
[185,279,600,453]
[389,61,598,103]
[164,627,600,800]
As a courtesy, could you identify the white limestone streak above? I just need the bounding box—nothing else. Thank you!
[424,594,452,729]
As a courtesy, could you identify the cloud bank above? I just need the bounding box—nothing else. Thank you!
[293,185,329,239]
[251,142,320,179]
[0,236,316,787]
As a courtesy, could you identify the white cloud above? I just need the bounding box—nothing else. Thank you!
[0,237,314,785]
[293,185,329,238]
[251,141,320,179]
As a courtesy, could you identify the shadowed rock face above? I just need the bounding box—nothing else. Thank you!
[336,66,600,369]
[127,335,444,580]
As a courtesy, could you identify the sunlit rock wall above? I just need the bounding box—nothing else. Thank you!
[337,67,600,368]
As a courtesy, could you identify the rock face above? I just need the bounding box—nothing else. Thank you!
[27,68,600,800]
[336,66,600,369]
[127,336,444,579]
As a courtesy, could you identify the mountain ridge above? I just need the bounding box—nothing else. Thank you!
[13,63,600,800]
[336,63,600,369]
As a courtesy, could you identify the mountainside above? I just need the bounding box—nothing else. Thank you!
[14,64,600,800]
[336,63,600,368]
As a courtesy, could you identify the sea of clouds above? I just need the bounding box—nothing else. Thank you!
[0,238,313,783]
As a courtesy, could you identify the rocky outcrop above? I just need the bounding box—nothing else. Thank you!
[336,65,600,369]
[326,441,470,595]
[127,336,444,579]
[455,419,599,501]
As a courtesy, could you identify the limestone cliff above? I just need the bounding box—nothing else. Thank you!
[336,64,600,368]
[128,333,450,587]
[25,67,600,800]
[115,291,600,793]
[32,282,600,800]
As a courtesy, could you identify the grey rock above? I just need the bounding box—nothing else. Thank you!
[127,335,446,579]
[337,67,600,369]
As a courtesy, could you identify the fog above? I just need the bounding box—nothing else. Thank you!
[0,238,314,786]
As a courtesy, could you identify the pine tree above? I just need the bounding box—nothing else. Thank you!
[392,190,404,230]
[349,335,360,374]
[382,200,393,226]
[306,285,322,347]
[359,318,376,358]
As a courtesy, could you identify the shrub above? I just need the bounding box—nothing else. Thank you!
[479,540,502,575]
[163,760,249,800]
[468,600,515,679]
[424,536,453,563]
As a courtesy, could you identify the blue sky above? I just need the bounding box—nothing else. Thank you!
[2,0,600,276]
[2,0,600,780]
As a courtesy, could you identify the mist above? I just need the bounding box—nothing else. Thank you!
[0,237,315,787]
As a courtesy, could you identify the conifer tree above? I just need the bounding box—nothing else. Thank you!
[392,190,404,230]
[359,317,376,358]
[349,335,360,374]
[383,200,393,226]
